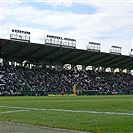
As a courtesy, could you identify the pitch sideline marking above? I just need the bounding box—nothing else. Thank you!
[0,109,30,114]
[0,106,133,116]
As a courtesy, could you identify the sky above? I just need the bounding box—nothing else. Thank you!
[0,0,133,56]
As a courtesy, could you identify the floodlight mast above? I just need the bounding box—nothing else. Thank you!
[10,29,30,42]
[109,45,122,55]
[45,35,76,48]
[86,42,101,52]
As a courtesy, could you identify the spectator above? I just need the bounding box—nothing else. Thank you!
[0,65,133,96]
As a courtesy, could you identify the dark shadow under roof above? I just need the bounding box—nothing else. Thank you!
[1,38,133,70]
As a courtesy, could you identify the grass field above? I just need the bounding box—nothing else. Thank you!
[0,95,133,133]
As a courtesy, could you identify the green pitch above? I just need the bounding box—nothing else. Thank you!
[0,95,133,133]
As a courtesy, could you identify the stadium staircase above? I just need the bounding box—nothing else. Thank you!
[15,69,32,90]
[16,69,46,96]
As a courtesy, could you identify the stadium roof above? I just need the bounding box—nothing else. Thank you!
[1,38,133,70]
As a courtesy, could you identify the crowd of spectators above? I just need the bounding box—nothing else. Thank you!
[0,65,29,96]
[0,65,133,96]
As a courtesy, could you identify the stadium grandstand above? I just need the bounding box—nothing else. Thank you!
[0,30,133,96]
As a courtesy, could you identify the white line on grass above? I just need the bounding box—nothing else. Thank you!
[0,109,30,114]
[0,106,133,116]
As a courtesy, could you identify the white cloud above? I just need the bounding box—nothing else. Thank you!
[45,1,73,8]
[0,1,133,55]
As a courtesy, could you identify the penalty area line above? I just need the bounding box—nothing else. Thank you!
[0,106,133,116]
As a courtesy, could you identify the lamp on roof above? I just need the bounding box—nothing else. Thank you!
[10,29,30,42]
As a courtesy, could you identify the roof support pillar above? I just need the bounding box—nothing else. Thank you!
[111,68,114,73]
[82,65,86,71]
[127,69,131,74]
[119,68,123,72]
[102,67,105,72]
[20,62,23,67]
[71,64,76,70]
[92,66,96,71]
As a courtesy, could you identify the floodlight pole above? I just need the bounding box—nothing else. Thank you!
[10,29,30,42]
